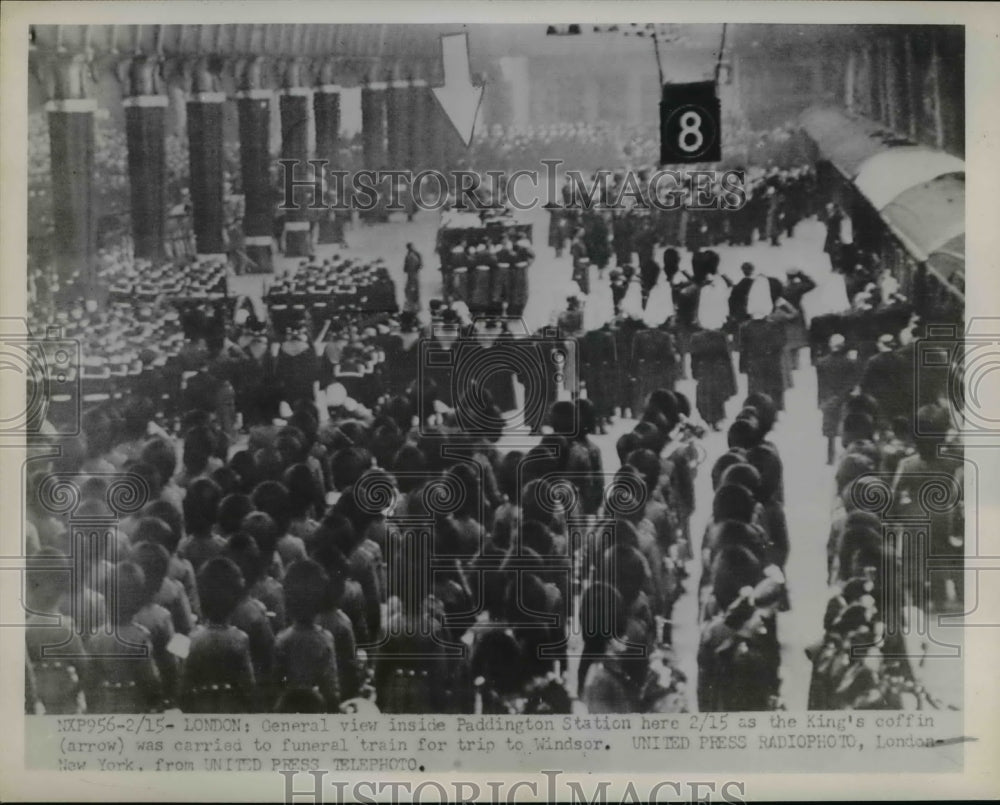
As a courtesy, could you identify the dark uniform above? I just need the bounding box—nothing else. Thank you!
[613,316,645,416]
[636,219,660,306]
[509,242,533,317]
[583,210,611,271]
[492,243,515,314]
[547,206,569,257]
[468,248,496,314]
[739,318,787,411]
[689,328,736,428]
[631,328,680,414]
[570,237,591,296]
[403,247,422,312]
[451,248,474,306]
[817,349,861,463]
[782,270,817,370]
[860,348,905,426]
[579,326,618,424]
[443,244,465,301]
[823,206,844,271]
[612,210,635,268]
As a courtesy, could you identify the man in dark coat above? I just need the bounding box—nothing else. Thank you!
[547,203,569,257]
[613,314,646,418]
[580,325,618,429]
[689,326,736,429]
[781,268,817,370]
[763,185,784,246]
[508,238,533,317]
[823,203,844,272]
[582,209,611,273]
[631,327,680,413]
[492,237,516,316]
[570,229,591,296]
[635,217,660,308]
[816,334,861,464]
[442,238,467,302]
[468,244,497,315]
[612,209,635,268]
[739,314,788,411]
[860,333,905,427]
[697,545,777,712]
[402,242,422,313]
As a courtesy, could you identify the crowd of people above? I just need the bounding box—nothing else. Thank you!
[468,121,661,173]
[806,376,962,709]
[23,96,965,717]
[547,164,818,260]
[24,303,707,714]
[22,250,962,716]
[466,119,816,175]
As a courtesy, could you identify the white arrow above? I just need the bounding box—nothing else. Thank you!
[432,32,484,148]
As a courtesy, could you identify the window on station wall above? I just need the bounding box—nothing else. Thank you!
[340,88,363,139]
[906,26,963,155]
[867,46,884,126]
[890,38,911,136]
[937,28,965,158]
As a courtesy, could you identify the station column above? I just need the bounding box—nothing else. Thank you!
[236,56,275,273]
[361,76,388,170]
[385,70,411,170]
[408,74,429,171]
[314,60,342,244]
[47,53,96,295]
[122,55,168,262]
[186,57,227,259]
[279,59,312,257]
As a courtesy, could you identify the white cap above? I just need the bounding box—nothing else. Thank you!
[326,383,348,407]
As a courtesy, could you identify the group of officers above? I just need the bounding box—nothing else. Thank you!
[436,222,537,317]
[547,164,819,263]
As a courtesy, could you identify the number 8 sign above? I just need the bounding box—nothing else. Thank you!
[659,80,722,164]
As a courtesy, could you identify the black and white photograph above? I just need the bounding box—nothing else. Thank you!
[2,3,999,801]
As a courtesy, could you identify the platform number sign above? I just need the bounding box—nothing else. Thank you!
[659,80,722,164]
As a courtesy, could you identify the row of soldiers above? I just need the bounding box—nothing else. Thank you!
[696,393,789,711]
[548,165,819,263]
[24,367,702,715]
[807,393,963,710]
[695,386,962,711]
[812,305,953,464]
[437,233,536,317]
[553,249,817,433]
